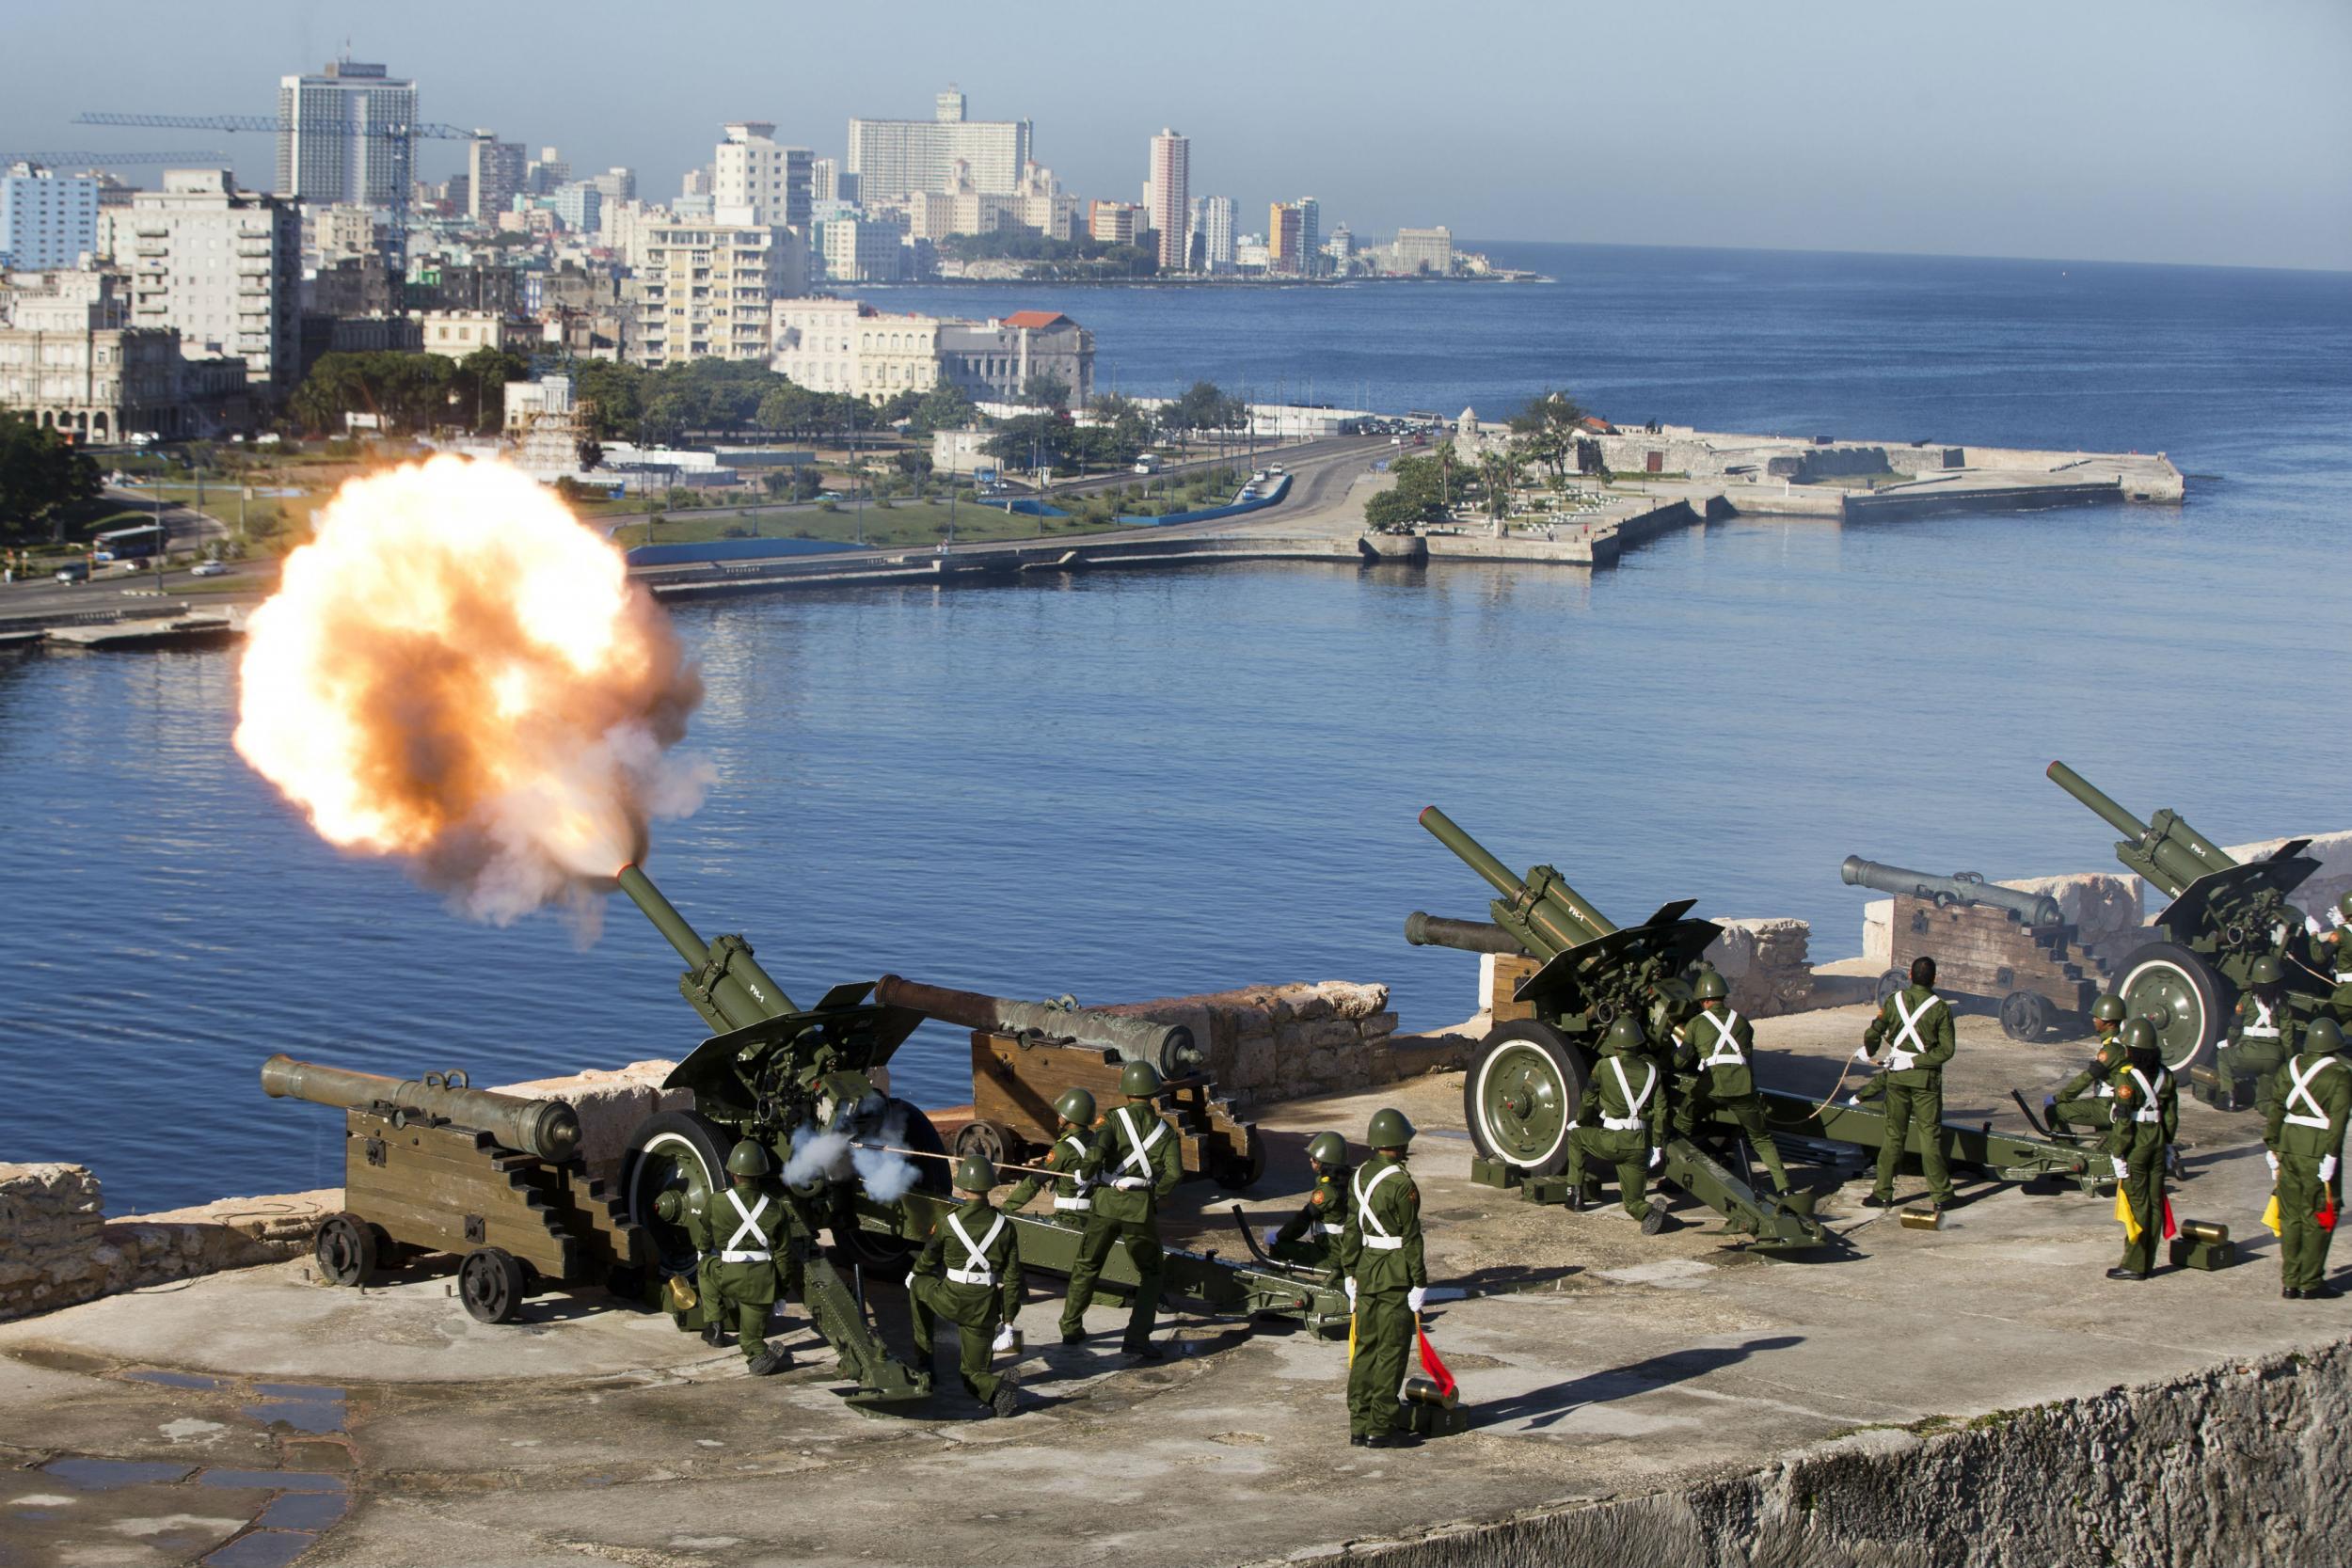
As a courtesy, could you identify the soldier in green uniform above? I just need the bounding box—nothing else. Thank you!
[2104,1020,2180,1281]
[906,1153,1025,1417]
[2217,957,2300,1112]
[1674,969,1792,1194]
[1857,955,1958,1212]
[698,1139,793,1375]
[2265,1015,2350,1300]
[1565,1014,1666,1228]
[1264,1131,1353,1269]
[2046,993,2131,1133]
[2312,893,2352,1027]
[1003,1087,1098,1225]
[1064,1060,1183,1358]
[1341,1107,1428,1449]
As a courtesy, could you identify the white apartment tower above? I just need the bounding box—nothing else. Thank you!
[276,59,419,205]
[103,168,300,392]
[1,163,100,271]
[1188,195,1235,271]
[631,220,804,368]
[847,88,1031,199]
[712,122,813,230]
[1146,130,1189,272]
[468,134,525,222]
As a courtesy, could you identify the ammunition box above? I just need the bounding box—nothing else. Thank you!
[1899,1206,1942,1230]
[2169,1235,2238,1272]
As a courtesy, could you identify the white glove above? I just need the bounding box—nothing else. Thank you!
[903,1271,915,1289]
[1565,1120,1579,1132]
[1343,1277,1358,1308]
[1406,1286,1427,1313]
[1853,1045,1876,1062]
[1262,1226,1281,1250]
[1647,1148,1662,1170]
[2324,1156,2339,1185]
[2096,1085,2115,1099]
[1845,1093,1862,1107]
[992,1323,1016,1353]
[2266,1151,2280,1180]
[2111,1158,2128,1180]
[1113,1176,1147,1191]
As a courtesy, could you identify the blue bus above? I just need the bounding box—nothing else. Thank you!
[93,522,168,562]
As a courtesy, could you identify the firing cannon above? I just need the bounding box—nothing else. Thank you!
[871,975,1263,1188]
[2046,761,2321,1069]
[1411,808,2102,1235]
[261,1054,646,1324]
[1838,855,2093,1041]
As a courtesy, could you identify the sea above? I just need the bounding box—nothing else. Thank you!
[4,242,2348,1213]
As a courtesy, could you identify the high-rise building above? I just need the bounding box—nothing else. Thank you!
[525,147,570,197]
[1267,201,1304,276]
[936,86,967,123]
[1188,195,1234,271]
[1388,226,1454,276]
[1145,130,1189,272]
[631,220,804,367]
[588,166,637,203]
[276,58,418,206]
[467,134,525,222]
[1294,198,1321,277]
[848,89,1031,199]
[1,163,100,271]
[102,168,300,392]
[813,217,908,284]
[549,182,602,234]
[1089,201,1140,247]
[712,122,813,230]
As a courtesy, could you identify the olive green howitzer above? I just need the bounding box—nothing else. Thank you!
[1409,808,2101,1252]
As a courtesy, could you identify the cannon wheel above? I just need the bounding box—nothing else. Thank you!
[954,1118,1017,1169]
[458,1246,527,1324]
[1875,969,1908,1007]
[832,1100,951,1277]
[2112,942,2231,1070]
[313,1212,376,1288]
[621,1108,732,1277]
[1999,990,2055,1042]
[1464,1021,1590,1178]
[1212,1124,1267,1191]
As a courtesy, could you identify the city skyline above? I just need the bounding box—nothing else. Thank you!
[0,0,2344,272]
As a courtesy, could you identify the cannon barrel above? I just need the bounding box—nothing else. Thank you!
[1404,911,1528,955]
[1840,856,2063,927]
[260,1053,581,1163]
[2045,761,2235,896]
[616,863,798,1029]
[873,974,1202,1078]
[1418,805,1615,958]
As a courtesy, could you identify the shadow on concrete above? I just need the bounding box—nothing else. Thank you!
[1444,1262,1582,1294]
[1472,1335,1806,1433]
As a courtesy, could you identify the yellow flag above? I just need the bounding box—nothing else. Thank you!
[1347,1307,1358,1365]
[2114,1187,2141,1243]
[2263,1193,2283,1237]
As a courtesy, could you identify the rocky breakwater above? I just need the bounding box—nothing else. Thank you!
[1100,981,1475,1105]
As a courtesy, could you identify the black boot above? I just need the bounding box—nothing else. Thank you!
[988,1377,1021,1418]
[2104,1268,2143,1282]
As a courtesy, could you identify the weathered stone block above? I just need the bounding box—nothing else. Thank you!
[1231,1034,1278,1092]
[1295,1018,1363,1051]
[1999,872,2142,947]
[494,1059,691,1177]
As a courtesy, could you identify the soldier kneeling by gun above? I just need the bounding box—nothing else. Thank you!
[907,1154,1025,1418]
[1566,1015,1667,1229]
[2046,993,2130,1134]
[1264,1132,1354,1271]
[660,1139,797,1376]
[1002,1088,1099,1225]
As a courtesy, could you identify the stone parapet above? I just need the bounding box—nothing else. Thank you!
[1704,918,1815,1018]
[1103,981,1473,1103]
[494,1058,691,1180]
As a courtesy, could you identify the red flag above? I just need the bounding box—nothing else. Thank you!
[1416,1324,1455,1400]
[2161,1195,2177,1242]
[2321,1196,2339,1234]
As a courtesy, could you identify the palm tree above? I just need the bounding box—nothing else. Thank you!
[1479,449,1520,522]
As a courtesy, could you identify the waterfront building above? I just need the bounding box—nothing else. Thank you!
[771,297,1092,405]
[848,87,1032,199]
[1234,234,1269,271]
[632,219,803,367]
[1146,130,1189,271]
[1189,195,1235,272]
[468,134,525,223]
[412,309,533,360]
[101,169,300,394]
[1089,200,1140,247]
[814,216,908,283]
[1267,202,1304,275]
[276,58,418,207]
[713,122,814,231]
[1387,225,1454,276]
[0,270,246,440]
[1,164,100,272]
[1294,198,1322,277]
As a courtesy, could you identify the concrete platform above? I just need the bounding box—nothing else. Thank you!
[3,1007,2343,1567]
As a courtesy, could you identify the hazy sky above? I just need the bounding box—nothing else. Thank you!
[7,0,2346,270]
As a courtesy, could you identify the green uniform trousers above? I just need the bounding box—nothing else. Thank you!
[1710,1095,1791,1192]
[2215,1042,2285,1111]
[909,1275,1006,1402]
[2278,1157,2344,1293]
[1061,1213,1162,1349]
[1874,1077,1954,1204]
[1348,1289,1413,1438]
[2048,1096,2113,1134]
[700,1257,779,1363]
[2116,1158,2164,1275]
[1567,1126,1650,1218]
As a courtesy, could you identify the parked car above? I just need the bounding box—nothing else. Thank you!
[54,562,89,584]
[191,560,230,578]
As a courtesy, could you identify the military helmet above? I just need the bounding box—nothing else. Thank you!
[1053,1086,1097,1127]
[1307,1131,1348,1166]
[2090,993,2127,1025]
[1119,1060,1164,1099]
[2311,1017,2347,1054]
[2121,1018,2158,1054]
[1366,1107,1415,1149]
[953,1153,996,1192]
[1602,1014,1645,1053]
[726,1139,772,1179]
[2249,954,2284,987]
[1691,968,1727,1002]
[2339,890,2352,921]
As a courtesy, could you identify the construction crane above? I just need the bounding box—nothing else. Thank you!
[75,111,475,279]
[3,151,234,166]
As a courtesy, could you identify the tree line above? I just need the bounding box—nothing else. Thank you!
[1364,389,1597,532]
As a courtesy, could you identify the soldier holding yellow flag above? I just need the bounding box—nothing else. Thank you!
[2104,1020,2177,1282]
[2265,1016,2349,1300]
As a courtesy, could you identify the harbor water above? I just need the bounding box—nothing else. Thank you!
[3,244,2347,1212]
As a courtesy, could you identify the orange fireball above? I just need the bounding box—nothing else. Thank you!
[234,456,705,923]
